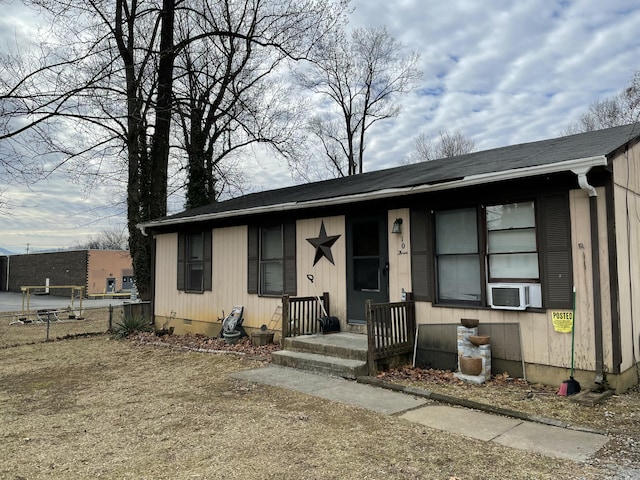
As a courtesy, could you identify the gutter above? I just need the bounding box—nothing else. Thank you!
[138,155,608,232]
[572,166,605,386]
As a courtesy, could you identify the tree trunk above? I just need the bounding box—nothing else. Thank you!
[148,0,175,222]
[129,0,176,300]
[186,146,209,209]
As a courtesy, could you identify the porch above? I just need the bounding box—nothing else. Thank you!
[272,333,368,378]
[272,295,416,378]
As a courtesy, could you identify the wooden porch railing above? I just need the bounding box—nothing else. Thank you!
[282,293,330,338]
[366,299,416,375]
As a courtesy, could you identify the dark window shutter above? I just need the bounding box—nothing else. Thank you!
[203,229,212,291]
[539,193,573,308]
[247,225,259,294]
[283,222,297,296]
[411,209,434,302]
[177,232,186,291]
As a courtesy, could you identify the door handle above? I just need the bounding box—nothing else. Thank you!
[383,262,389,276]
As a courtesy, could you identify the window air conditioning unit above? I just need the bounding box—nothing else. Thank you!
[488,283,530,311]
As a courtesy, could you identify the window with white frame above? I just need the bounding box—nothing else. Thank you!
[434,200,539,304]
[486,201,539,281]
[412,193,572,309]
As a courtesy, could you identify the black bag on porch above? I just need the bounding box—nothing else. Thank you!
[317,315,340,334]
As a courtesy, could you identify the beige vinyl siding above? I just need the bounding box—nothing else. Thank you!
[613,142,640,374]
[155,220,349,335]
[154,232,216,326]
[154,233,179,317]
[296,216,347,322]
[154,227,281,335]
[388,209,411,303]
[211,225,280,332]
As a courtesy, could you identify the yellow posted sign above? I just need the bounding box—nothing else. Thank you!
[552,311,574,333]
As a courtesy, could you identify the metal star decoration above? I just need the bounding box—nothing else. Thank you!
[306,221,340,266]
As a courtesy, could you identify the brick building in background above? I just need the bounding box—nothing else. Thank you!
[0,250,133,296]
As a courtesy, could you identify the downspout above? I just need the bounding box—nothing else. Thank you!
[573,168,605,385]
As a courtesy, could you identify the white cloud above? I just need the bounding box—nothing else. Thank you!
[3,0,640,249]
[1,173,126,252]
[350,0,640,167]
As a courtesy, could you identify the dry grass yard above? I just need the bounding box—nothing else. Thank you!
[0,335,629,480]
[0,306,118,348]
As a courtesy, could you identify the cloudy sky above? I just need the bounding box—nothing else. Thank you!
[1,0,640,253]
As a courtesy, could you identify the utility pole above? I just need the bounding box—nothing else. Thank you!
[26,243,29,254]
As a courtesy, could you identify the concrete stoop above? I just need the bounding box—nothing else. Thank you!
[271,333,368,379]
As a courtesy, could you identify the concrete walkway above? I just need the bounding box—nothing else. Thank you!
[232,365,609,462]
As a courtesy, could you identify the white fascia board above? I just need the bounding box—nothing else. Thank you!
[138,155,607,232]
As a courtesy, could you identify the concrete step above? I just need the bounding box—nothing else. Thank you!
[271,350,368,379]
[282,333,368,361]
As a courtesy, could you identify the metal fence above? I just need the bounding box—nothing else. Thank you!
[0,304,125,349]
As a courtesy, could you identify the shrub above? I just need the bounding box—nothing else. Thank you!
[112,315,153,338]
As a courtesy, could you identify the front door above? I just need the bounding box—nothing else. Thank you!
[346,213,389,324]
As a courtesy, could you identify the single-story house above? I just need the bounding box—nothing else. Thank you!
[139,123,640,393]
[1,250,134,296]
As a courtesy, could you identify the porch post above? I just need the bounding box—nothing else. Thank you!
[281,295,289,339]
[366,299,376,376]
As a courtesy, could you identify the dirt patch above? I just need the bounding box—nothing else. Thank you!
[0,336,630,479]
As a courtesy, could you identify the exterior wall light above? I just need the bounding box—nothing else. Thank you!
[391,218,403,234]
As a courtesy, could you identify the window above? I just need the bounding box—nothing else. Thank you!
[260,226,284,295]
[186,233,204,291]
[411,193,573,309]
[433,201,538,305]
[486,201,538,281]
[177,230,212,292]
[247,223,296,296]
[435,208,481,303]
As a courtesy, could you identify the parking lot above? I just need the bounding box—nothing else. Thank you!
[0,291,129,313]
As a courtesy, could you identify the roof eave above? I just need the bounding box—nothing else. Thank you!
[138,155,607,233]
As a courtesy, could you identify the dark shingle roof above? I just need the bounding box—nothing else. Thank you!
[154,123,640,224]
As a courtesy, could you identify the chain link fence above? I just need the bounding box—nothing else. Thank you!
[0,304,126,348]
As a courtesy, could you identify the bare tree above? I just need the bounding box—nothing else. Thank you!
[172,0,311,208]
[305,115,347,177]
[407,130,476,163]
[298,25,422,176]
[565,71,640,134]
[1,0,348,298]
[0,0,170,298]
[75,227,129,250]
